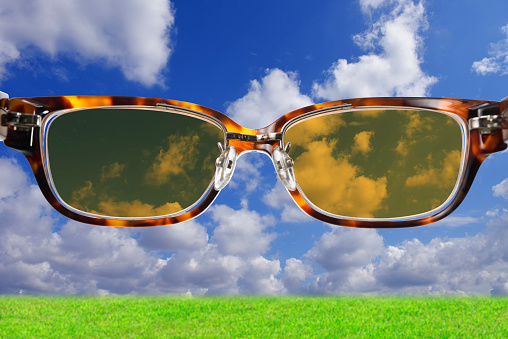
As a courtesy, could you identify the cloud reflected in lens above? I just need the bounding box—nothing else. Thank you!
[292,138,388,218]
[48,108,224,218]
[285,109,463,218]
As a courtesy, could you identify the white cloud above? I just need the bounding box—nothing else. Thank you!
[0,157,163,294]
[136,220,209,252]
[371,220,508,295]
[493,177,508,199]
[297,213,508,295]
[226,68,313,128]
[0,0,174,86]
[3,0,508,297]
[306,227,384,272]
[224,0,439,225]
[282,258,313,293]
[263,181,312,223]
[154,203,284,295]
[313,0,436,99]
[472,57,501,75]
[0,157,29,200]
[472,24,508,76]
[0,156,285,295]
[237,256,284,294]
[430,215,480,228]
[486,209,500,218]
[210,204,277,257]
[227,156,266,193]
[157,248,284,295]
[359,0,387,12]
[491,280,508,295]
[156,246,244,294]
[1,154,508,295]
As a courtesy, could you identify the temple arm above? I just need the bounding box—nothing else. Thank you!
[502,96,508,142]
[0,91,8,141]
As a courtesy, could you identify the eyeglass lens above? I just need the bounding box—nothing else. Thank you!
[46,108,224,218]
[284,109,463,219]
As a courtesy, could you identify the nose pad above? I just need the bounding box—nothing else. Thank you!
[214,143,237,190]
[272,143,297,191]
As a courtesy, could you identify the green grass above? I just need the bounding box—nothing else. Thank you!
[0,296,507,338]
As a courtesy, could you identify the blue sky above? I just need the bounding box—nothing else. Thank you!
[1,0,508,295]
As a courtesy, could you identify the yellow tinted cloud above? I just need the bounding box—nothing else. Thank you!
[355,109,385,118]
[395,140,409,157]
[68,180,183,217]
[97,199,183,217]
[101,162,126,181]
[405,150,461,189]
[352,131,374,154]
[146,134,200,186]
[70,180,95,206]
[405,113,433,138]
[285,114,345,146]
[395,112,435,156]
[293,139,387,218]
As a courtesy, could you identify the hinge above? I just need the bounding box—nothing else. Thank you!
[468,102,506,135]
[469,115,508,134]
[1,112,41,131]
[226,132,282,142]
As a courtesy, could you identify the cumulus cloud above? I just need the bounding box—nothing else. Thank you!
[157,249,284,295]
[472,57,501,75]
[360,0,387,12]
[493,177,508,199]
[491,280,508,295]
[153,204,284,295]
[0,0,175,86]
[472,24,508,76]
[303,227,385,294]
[263,181,313,223]
[226,68,313,128]
[306,227,384,272]
[4,0,508,297]
[1,155,508,295]
[430,215,479,228]
[0,156,285,295]
[295,213,508,295]
[210,204,277,257]
[313,0,436,99]
[224,0,440,221]
[0,158,163,294]
[0,157,29,200]
[282,258,313,294]
[227,156,266,193]
[237,256,284,294]
[137,220,209,252]
[373,217,508,295]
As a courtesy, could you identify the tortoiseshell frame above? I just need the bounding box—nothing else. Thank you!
[1,96,507,228]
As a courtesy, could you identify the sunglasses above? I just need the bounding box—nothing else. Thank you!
[0,93,506,228]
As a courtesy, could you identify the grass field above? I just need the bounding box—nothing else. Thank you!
[0,296,507,338]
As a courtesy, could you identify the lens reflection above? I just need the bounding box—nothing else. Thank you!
[284,109,463,219]
[46,108,224,218]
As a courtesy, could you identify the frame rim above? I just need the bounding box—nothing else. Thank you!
[281,106,469,224]
[4,95,506,227]
[40,105,229,222]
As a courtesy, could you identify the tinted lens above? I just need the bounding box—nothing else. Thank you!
[45,108,224,218]
[284,109,463,219]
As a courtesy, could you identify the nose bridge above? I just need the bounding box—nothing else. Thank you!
[226,131,283,155]
[213,129,285,191]
[221,129,297,192]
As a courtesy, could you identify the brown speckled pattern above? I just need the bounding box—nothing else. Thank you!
[3,96,506,228]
